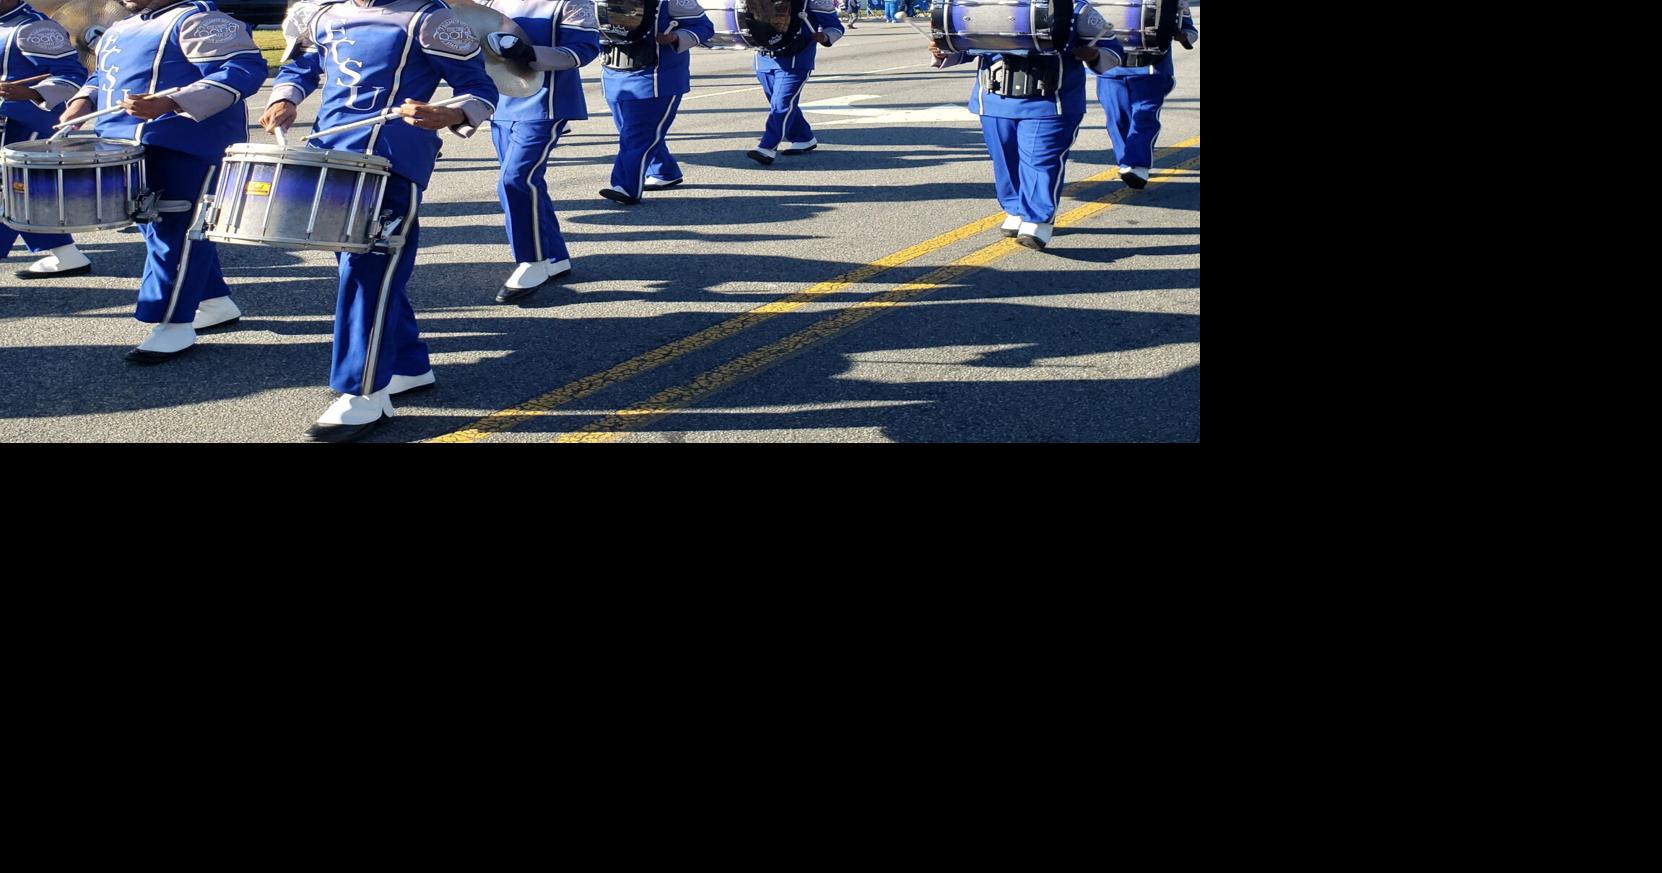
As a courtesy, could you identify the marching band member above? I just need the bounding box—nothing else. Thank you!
[596,0,713,205]
[1096,0,1195,189]
[744,0,842,166]
[57,0,265,355]
[929,1,1123,249]
[0,0,93,279]
[261,0,497,442]
[480,0,599,303]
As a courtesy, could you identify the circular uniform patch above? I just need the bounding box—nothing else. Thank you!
[22,27,72,52]
[434,19,479,52]
[197,18,246,43]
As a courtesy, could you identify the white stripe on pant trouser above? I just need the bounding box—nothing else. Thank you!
[528,128,559,262]
[637,95,677,196]
[1048,115,1085,224]
[161,165,218,324]
[361,181,420,397]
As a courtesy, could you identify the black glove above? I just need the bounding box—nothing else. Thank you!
[488,32,535,65]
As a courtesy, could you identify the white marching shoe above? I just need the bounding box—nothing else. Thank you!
[497,260,550,303]
[192,296,242,330]
[746,146,777,165]
[1016,221,1054,250]
[496,257,572,303]
[15,244,92,280]
[1122,166,1150,189]
[306,389,396,443]
[1000,214,1023,238]
[643,175,684,190]
[781,137,819,155]
[387,370,436,395]
[125,323,196,364]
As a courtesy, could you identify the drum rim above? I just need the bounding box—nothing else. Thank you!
[222,143,395,171]
[201,229,376,254]
[0,137,145,165]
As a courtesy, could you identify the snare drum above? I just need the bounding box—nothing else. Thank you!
[0,136,145,234]
[200,144,391,254]
[931,0,1066,55]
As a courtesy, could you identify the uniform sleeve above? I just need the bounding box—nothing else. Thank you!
[1179,0,1197,45]
[932,50,968,69]
[170,11,269,121]
[417,6,500,137]
[664,0,715,49]
[808,0,844,44]
[532,0,600,70]
[1075,4,1122,71]
[13,19,87,110]
[271,3,325,106]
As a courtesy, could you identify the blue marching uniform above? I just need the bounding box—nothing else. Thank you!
[751,0,843,156]
[271,0,497,401]
[74,1,265,318]
[599,0,713,201]
[935,1,1122,246]
[482,0,599,275]
[0,2,87,263]
[1096,0,1195,180]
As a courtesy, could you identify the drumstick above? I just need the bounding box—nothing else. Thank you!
[0,73,52,88]
[274,126,288,149]
[51,86,184,130]
[301,95,473,142]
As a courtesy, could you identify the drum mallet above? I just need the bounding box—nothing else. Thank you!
[50,86,184,140]
[301,95,474,143]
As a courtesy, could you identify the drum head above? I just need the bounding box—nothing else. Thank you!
[1,137,143,164]
[223,143,394,171]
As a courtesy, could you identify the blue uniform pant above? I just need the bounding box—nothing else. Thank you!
[0,117,74,257]
[1098,72,1174,169]
[331,175,429,396]
[756,68,813,150]
[608,94,684,199]
[135,146,229,324]
[979,113,1085,224]
[492,118,570,264]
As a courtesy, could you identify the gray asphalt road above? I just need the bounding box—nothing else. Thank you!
[0,15,1200,442]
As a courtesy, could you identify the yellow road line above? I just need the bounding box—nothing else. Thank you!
[428,136,1201,443]
[556,154,1203,442]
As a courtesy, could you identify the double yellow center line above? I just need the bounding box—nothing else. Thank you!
[429,135,1200,443]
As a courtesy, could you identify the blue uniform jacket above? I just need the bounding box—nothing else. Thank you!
[752,0,843,75]
[0,2,87,135]
[483,0,601,121]
[76,1,268,161]
[601,0,714,103]
[272,0,499,189]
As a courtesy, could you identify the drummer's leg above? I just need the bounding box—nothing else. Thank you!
[643,94,684,185]
[1120,72,1174,175]
[330,177,427,396]
[980,114,1024,220]
[781,72,815,148]
[1097,74,1134,170]
[495,120,535,264]
[133,147,221,325]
